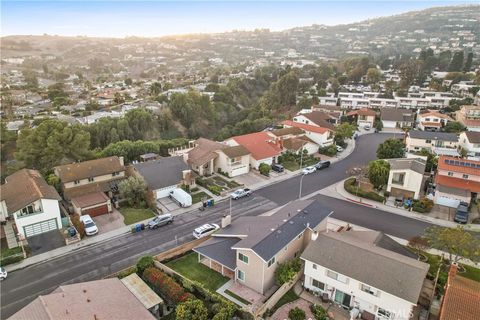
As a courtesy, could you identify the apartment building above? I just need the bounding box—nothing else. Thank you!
[456,105,480,132]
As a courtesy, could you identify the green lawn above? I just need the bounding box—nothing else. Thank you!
[191,191,212,204]
[225,290,251,305]
[282,161,300,172]
[1,246,22,258]
[119,207,155,225]
[462,264,480,282]
[166,252,230,291]
[271,288,299,314]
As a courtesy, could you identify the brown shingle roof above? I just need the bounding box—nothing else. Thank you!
[63,178,124,200]
[187,138,225,166]
[465,131,480,144]
[55,156,125,183]
[0,169,61,214]
[381,108,414,122]
[302,111,335,130]
[71,192,110,209]
[439,265,480,320]
[271,127,304,137]
[220,145,250,158]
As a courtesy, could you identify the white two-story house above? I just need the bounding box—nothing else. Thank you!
[416,110,452,131]
[459,131,480,159]
[0,169,62,245]
[301,231,429,320]
[405,130,459,156]
[386,158,426,200]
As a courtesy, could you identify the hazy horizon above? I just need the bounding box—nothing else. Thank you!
[2,1,478,38]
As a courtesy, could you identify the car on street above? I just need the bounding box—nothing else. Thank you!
[80,214,99,236]
[364,124,371,131]
[271,163,284,173]
[148,213,174,229]
[193,223,220,239]
[454,201,469,224]
[336,145,344,152]
[230,188,252,200]
[0,267,7,281]
[315,160,331,170]
[302,166,316,175]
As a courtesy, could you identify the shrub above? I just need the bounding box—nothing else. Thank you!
[318,145,337,156]
[288,307,306,320]
[70,214,86,238]
[208,185,222,195]
[0,255,24,267]
[117,266,137,279]
[310,304,327,320]
[259,163,270,176]
[195,177,206,187]
[136,256,155,275]
[176,298,208,320]
[275,258,302,285]
[412,198,434,213]
[190,187,199,193]
[344,178,385,203]
[143,267,193,304]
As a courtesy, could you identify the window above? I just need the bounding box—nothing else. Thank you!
[360,284,377,296]
[88,177,95,182]
[112,172,119,177]
[425,139,432,143]
[448,172,454,176]
[74,180,80,185]
[237,270,245,281]
[326,270,348,283]
[312,279,325,290]
[313,264,317,270]
[268,257,276,267]
[377,308,393,319]
[392,172,405,185]
[238,253,249,264]
[463,174,469,179]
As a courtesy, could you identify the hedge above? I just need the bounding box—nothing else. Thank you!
[0,254,24,267]
[143,267,193,304]
[344,178,385,203]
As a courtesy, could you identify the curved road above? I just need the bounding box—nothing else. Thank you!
[0,133,433,318]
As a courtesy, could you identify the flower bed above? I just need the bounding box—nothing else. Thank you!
[344,178,385,203]
[143,267,193,304]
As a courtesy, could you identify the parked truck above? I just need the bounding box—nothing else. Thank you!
[169,188,192,207]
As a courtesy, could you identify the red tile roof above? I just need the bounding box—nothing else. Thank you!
[435,175,480,193]
[282,120,331,134]
[439,265,480,320]
[231,132,282,160]
[437,156,480,176]
[419,111,451,120]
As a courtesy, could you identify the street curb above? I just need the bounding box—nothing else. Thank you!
[344,197,376,208]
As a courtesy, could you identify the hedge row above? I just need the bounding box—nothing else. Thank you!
[344,178,385,203]
[143,267,193,304]
[0,254,24,267]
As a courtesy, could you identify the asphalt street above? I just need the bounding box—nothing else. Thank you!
[0,133,434,318]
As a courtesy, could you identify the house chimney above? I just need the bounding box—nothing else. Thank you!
[118,156,124,166]
[311,230,318,241]
[221,215,231,228]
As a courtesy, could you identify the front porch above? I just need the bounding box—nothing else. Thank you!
[199,255,235,278]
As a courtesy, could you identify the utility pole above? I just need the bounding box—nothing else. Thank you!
[299,174,305,199]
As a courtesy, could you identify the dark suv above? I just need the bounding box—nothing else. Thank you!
[271,163,284,173]
[454,201,469,224]
[315,160,331,170]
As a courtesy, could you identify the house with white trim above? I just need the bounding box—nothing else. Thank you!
[416,110,452,131]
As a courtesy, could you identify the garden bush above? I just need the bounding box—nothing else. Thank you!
[175,298,208,320]
[208,185,222,195]
[259,163,270,176]
[412,198,434,213]
[136,255,155,275]
[195,177,206,187]
[275,257,302,285]
[310,304,327,320]
[288,307,306,320]
[143,267,193,304]
[70,214,86,238]
[318,145,337,156]
[344,178,385,202]
[0,254,24,267]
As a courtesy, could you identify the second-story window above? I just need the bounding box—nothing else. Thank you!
[88,177,95,182]
[267,257,275,267]
[360,283,378,296]
[448,172,454,176]
[74,180,80,185]
[238,252,248,264]
[463,174,469,179]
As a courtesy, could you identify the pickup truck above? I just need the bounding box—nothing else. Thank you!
[230,188,252,200]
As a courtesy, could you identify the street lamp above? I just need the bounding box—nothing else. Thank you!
[299,174,305,199]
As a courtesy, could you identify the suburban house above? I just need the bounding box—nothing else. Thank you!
[405,130,459,156]
[214,145,251,177]
[193,200,332,295]
[346,108,376,128]
[434,156,480,208]
[301,230,429,319]
[311,105,343,123]
[455,105,480,132]
[386,158,427,200]
[380,109,415,130]
[438,265,480,320]
[292,111,336,129]
[9,275,163,320]
[54,156,126,200]
[0,169,62,244]
[416,110,452,131]
[282,120,334,147]
[225,132,283,170]
[130,156,195,200]
[459,131,480,159]
[270,127,319,155]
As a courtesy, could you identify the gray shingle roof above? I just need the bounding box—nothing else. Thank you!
[408,130,458,142]
[133,156,189,190]
[381,109,414,122]
[388,158,426,174]
[301,231,429,304]
[193,237,239,270]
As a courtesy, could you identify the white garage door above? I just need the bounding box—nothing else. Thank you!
[155,185,177,199]
[23,219,58,238]
[231,165,249,177]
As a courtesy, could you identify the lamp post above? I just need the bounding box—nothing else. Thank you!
[229,196,232,216]
[299,174,305,199]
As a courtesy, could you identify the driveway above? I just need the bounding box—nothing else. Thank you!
[92,209,125,233]
[234,171,268,187]
[157,197,179,213]
[27,230,65,256]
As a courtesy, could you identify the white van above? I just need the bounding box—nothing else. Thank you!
[169,188,192,207]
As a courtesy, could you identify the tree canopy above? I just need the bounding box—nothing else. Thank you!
[376,138,405,159]
[368,160,390,189]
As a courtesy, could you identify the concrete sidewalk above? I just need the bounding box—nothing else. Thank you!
[318,178,480,231]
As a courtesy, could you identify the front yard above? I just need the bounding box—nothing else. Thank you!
[0,244,24,267]
[191,191,212,204]
[278,152,318,172]
[196,175,242,196]
[118,207,156,225]
[165,252,230,291]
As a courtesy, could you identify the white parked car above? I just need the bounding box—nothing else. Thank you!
[230,188,252,200]
[0,267,7,281]
[364,124,371,131]
[80,214,99,236]
[193,223,220,239]
[336,145,344,152]
[302,166,316,175]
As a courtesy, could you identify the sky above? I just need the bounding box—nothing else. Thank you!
[1,1,478,38]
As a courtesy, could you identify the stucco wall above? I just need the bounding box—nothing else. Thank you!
[14,199,62,237]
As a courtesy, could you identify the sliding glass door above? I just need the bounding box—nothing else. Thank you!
[334,289,352,308]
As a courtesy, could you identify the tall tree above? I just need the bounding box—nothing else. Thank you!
[448,51,464,72]
[376,138,405,159]
[367,160,390,189]
[366,68,382,85]
[118,176,148,208]
[463,52,473,72]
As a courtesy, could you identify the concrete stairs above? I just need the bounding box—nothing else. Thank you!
[3,221,19,248]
